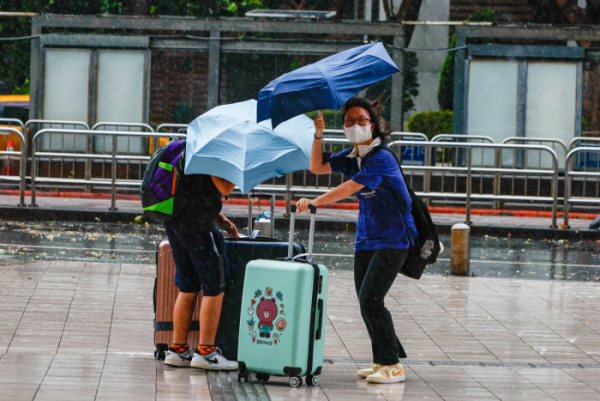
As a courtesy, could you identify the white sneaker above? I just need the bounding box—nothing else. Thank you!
[357,363,380,378]
[366,363,405,384]
[164,347,194,367]
[191,348,238,371]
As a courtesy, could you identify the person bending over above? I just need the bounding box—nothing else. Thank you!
[163,172,239,370]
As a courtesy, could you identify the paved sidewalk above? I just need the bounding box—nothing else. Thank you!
[2,259,600,400]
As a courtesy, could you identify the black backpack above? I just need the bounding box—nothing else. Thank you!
[374,147,440,279]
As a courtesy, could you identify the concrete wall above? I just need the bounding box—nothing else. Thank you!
[377,0,450,122]
[406,0,450,120]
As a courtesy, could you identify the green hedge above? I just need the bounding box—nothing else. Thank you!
[406,110,453,139]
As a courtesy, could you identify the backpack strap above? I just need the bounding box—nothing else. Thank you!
[372,145,410,189]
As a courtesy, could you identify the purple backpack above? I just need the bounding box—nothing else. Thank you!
[141,140,188,223]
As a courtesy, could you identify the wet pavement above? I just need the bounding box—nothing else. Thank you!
[0,221,159,263]
[1,221,599,282]
[2,260,600,400]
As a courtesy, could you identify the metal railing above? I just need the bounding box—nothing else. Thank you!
[30,129,186,210]
[155,124,188,153]
[25,119,89,132]
[568,137,600,174]
[563,146,600,227]
[157,123,188,134]
[91,122,155,182]
[0,118,25,131]
[91,122,154,132]
[388,141,559,227]
[254,140,559,226]
[24,120,93,186]
[502,137,568,170]
[431,134,495,143]
[0,118,577,229]
[0,127,27,207]
[428,135,497,200]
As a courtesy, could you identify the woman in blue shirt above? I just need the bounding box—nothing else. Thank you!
[297,97,418,384]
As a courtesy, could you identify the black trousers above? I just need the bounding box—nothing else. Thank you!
[354,248,409,366]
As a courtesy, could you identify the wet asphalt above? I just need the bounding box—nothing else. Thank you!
[0,221,599,282]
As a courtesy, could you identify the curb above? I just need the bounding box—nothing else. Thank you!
[1,206,593,241]
[3,189,597,220]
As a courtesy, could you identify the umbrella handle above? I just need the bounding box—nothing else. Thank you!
[315,110,330,164]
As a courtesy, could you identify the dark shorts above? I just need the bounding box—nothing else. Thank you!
[165,228,232,296]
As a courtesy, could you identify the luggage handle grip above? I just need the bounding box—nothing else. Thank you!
[316,299,324,340]
[248,193,275,236]
[288,204,317,260]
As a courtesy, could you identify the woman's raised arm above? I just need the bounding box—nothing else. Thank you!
[310,114,332,175]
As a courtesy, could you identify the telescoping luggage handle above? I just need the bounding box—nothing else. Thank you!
[287,204,317,262]
[247,193,275,236]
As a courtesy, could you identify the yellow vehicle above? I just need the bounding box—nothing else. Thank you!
[0,94,29,151]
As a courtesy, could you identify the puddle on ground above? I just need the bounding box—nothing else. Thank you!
[0,222,599,282]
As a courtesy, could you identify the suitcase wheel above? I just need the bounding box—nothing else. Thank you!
[289,376,303,388]
[256,373,270,382]
[306,375,319,386]
[237,370,249,383]
[154,350,166,361]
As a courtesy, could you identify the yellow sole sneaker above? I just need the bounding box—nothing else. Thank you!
[357,363,380,378]
[366,365,405,384]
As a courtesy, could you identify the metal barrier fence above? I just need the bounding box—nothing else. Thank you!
[155,124,188,153]
[502,137,568,170]
[0,118,589,228]
[569,137,600,173]
[23,120,92,187]
[564,146,600,227]
[156,123,188,134]
[30,129,186,210]
[91,122,155,182]
[0,118,25,132]
[432,134,495,143]
[252,139,559,226]
[387,141,559,227]
[25,119,89,135]
[0,127,27,207]
[429,135,497,200]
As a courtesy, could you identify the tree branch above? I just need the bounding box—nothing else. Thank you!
[382,0,392,20]
[395,0,423,46]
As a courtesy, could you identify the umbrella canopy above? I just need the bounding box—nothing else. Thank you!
[257,42,398,128]
[185,99,314,194]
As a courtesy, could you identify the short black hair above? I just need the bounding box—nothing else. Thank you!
[341,97,391,142]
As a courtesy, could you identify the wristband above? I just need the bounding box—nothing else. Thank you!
[314,134,323,139]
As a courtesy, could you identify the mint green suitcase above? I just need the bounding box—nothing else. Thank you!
[237,204,328,388]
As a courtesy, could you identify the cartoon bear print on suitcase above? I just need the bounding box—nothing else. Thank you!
[246,287,287,345]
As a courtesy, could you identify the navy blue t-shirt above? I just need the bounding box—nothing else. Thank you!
[330,145,418,252]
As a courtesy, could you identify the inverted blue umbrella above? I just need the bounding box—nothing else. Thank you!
[185,99,314,194]
[257,42,399,128]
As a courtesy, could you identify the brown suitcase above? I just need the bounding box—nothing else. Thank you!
[154,239,202,359]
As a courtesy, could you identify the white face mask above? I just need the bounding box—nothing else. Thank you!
[343,123,373,144]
